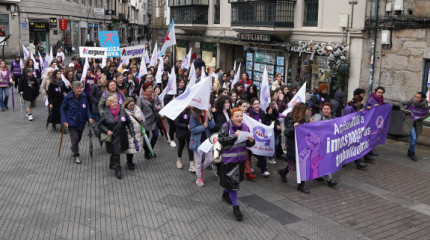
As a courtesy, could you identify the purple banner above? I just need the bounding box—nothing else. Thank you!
[295,104,392,183]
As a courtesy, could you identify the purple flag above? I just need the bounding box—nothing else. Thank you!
[295,104,392,183]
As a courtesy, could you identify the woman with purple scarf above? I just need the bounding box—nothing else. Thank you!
[218,108,255,220]
[399,92,429,161]
[364,86,386,161]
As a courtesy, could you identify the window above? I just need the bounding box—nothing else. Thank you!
[303,0,318,27]
[214,0,220,24]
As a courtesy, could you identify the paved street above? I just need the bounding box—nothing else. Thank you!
[1,97,430,240]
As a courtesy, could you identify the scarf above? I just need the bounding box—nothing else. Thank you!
[409,98,429,121]
[370,93,385,105]
[110,106,121,122]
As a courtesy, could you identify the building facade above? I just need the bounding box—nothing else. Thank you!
[151,0,169,50]
[360,0,430,102]
[169,0,368,98]
[0,0,147,58]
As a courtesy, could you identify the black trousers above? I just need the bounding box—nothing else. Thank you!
[177,137,193,161]
[167,118,176,140]
[69,129,83,157]
[110,154,120,169]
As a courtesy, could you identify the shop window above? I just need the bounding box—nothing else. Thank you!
[303,0,318,27]
[422,59,430,123]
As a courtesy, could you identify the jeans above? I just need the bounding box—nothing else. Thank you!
[409,126,417,152]
[145,129,159,148]
[0,87,9,109]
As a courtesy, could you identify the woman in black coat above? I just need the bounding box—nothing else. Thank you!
[279,102,310,194]
[174,107,194,170]
[98,96,135,179]
[47,70,67,131]
[212,95,232,133]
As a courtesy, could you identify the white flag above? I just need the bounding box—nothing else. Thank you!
[181,48,192,69]
[38,52,44,65]
[22,44,29,60]
[233,60,236,73]
[19,59,24,69]
[259,66,271,111]
[231,63,241,87]
[242,114,275,157]
[80,57,90,82]
[61,73,70,86]
[187,63,197,90]
[201,67,206,78]
[100,57,107,69]
[282,82,307,116]
[188,61,195,80]
[30,52,39,71]
[138,56,147,80]
[160,76,212,120]
[158,68,177,107]
[144,49,150,63]
[50,46,53,60]
[155,60,164,84]
[149,42,158,67]
[158,20,177,58]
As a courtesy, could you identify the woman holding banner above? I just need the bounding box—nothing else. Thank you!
[218,108,255,220]
[311,102,337,187]
[279,102,310,194]
[399,92,429,161]
[248,98,270,177]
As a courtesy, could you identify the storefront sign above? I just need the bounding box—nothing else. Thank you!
[239,33,271,42]
[93,8,104,15]
[59,19,67,30]
[50,18,57,28]
[120,45,146,60]
[289,45,313,54]
[79,46,108,58]
[29,22,49,32]
[98,31,120,57]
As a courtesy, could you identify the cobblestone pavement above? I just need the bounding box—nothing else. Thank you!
[1,96,430,240]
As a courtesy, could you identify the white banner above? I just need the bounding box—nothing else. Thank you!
[120,45,147,59]
[242,114,275,157]
[79,47,107,58]
[159,76,212,120]
[282,82,306,116]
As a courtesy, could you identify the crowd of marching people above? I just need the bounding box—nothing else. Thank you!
[0,40,429,221]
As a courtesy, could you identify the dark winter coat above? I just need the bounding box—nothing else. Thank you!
[213,110,230,133]
[284,113,306,164]
[18,75,39,101]
[97,108,135,155]
[331,90,345,117]
[60,91,93,130]
[265,107,281,137]
[48,80,67,124]
[174,108,191,139]
[310,93,329,116]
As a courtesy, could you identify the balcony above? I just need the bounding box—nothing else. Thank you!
[171,6,208,24]
[230,0,296,28]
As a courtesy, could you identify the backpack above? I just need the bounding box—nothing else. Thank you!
[308,94,320,108]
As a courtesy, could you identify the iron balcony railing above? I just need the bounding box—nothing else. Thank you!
[231,0,296,28]
[303,0,318,26]
[171,6,209,24]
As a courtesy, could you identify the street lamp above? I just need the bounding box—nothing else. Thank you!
[349,0,358,5]
[0,34,11,61]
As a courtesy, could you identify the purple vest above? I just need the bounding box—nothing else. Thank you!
[221,122,249,163]
[0,70,10,87]
[12,61,22,76]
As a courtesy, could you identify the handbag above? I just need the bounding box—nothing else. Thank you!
[100,125,119,143]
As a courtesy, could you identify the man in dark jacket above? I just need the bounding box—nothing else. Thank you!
[61,81,94,164]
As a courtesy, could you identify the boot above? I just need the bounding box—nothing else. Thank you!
[409,151,417,161]
[368,150,378,156]
[176,157,183,169]
[364,154,374,163]
[222,191,232,205]
[127,157,136,170]
[233,206,243,221]
[407,149,413,157]
[189,161,195,172]
[327,178,337,187]
[144,146,151,159]
[297,182,310,194]
[246,173,257,180]
[115,167,122,179]
[356,162,368,170]
[52,124,57,131]
[278,168,288,183]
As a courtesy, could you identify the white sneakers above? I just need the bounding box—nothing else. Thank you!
[267,158,277,164]
[189,161,196,172]
[263,171,270,177]
[169,140,177,148]
[176,158,183,169]
[26,113,33,121]
[196,178,204,187]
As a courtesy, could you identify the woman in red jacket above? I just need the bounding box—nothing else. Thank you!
[239,73,252,93]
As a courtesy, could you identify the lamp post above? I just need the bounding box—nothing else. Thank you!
[0,34,11,61]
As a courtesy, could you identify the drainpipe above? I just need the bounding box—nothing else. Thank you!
[368,0,379,95]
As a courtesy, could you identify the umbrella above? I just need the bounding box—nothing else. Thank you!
[141,125,154,157]
[159,117,169,140]
[11,87,14,111]
[88,123,94,159]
